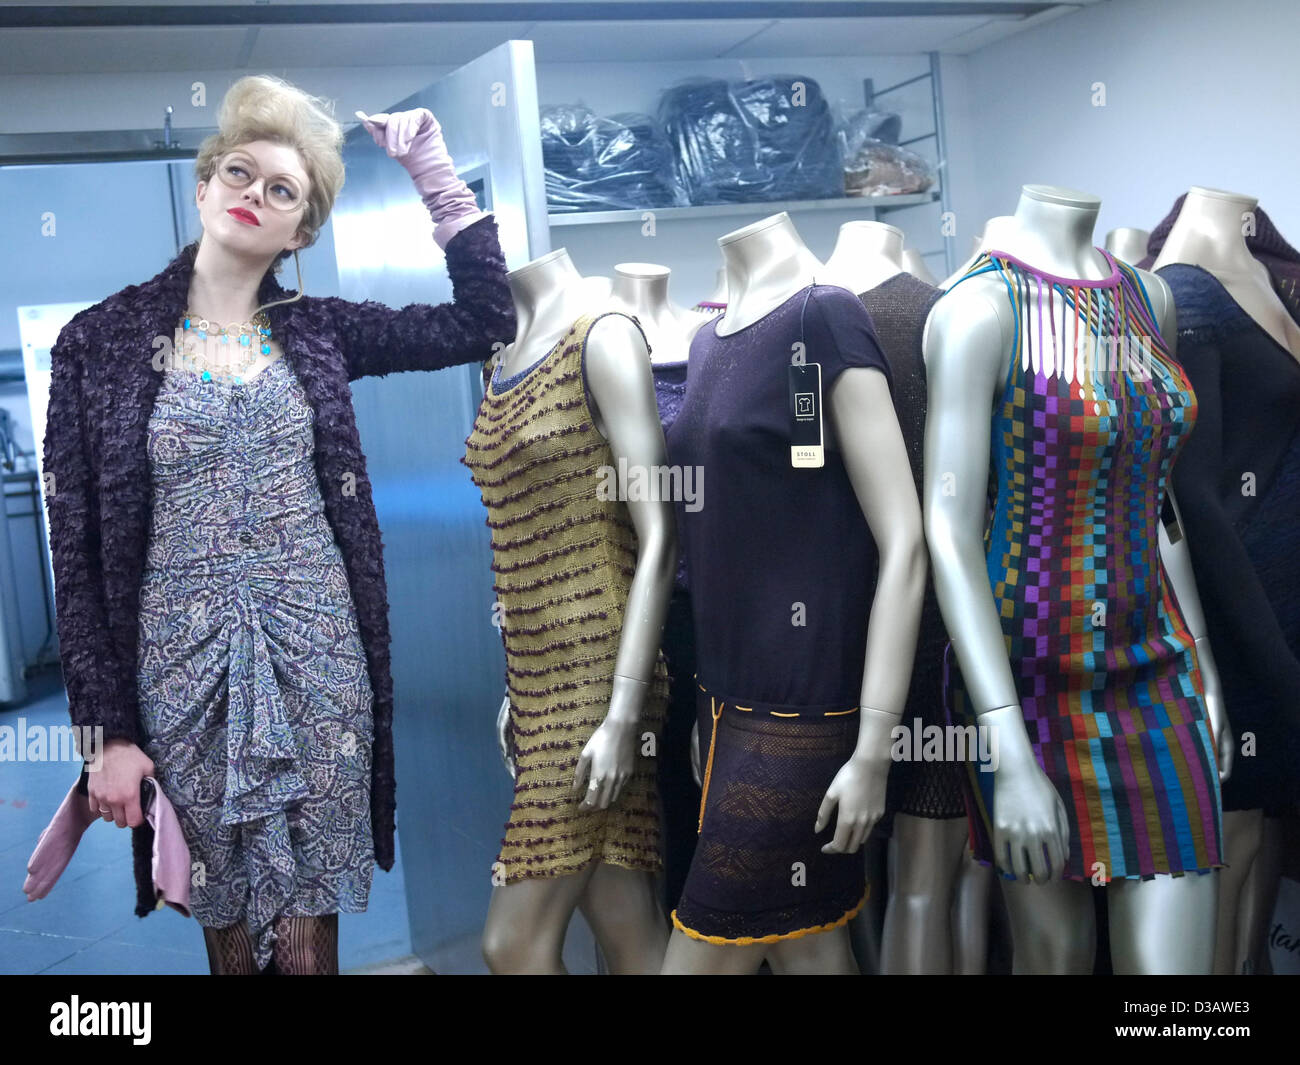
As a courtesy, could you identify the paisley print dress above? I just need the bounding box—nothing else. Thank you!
[136,357,374,969]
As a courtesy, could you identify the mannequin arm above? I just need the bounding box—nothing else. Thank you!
[815,365,926,854]
[1159,492,1233,782]
[570,313,676,812]
[316,215,515,381]
[832,367,926,720]
[922,284,1068,881]
[921,286,1025,720]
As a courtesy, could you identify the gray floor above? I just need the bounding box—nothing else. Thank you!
[0,667,415,974]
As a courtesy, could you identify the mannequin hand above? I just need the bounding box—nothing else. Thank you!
[355,107,484,249]
[572,715,639,812]
[496,693,515,781]
[816,754,888,855]
[86,739,155,829]
[990,752,1070,881]
[689,720,701,788]
[1204,684,1234,784]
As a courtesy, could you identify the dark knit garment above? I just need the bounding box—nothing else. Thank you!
[649,357,698,912]
[665,284,891,941]
[859,272,965,822]
[1160,262,1300,814]
[1140,196,1300,325]
[42,215,515,917]
[652,360,690,593]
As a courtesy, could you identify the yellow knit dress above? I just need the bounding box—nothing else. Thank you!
[462,310,670,882]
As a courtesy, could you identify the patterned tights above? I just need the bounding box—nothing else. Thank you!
[202,914,339,975]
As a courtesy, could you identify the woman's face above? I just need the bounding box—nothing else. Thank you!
[196,139,312,259]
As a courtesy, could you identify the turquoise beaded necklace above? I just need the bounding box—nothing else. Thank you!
[178,309,273,385]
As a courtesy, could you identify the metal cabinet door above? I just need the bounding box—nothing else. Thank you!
[335,41,606,973]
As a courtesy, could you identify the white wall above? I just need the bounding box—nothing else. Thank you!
[959,0,1300,251]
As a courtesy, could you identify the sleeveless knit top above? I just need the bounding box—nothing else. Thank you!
[461,310,670,879]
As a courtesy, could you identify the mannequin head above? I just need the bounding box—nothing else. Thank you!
[193,75,345,275]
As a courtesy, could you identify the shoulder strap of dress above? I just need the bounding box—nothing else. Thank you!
[571,309,653,360]
[948,252,1032,379]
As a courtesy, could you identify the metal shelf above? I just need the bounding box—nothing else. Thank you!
[548,190,938,227]
[545,52,952,274]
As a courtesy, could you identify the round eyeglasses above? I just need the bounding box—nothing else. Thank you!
[214,152,307,212]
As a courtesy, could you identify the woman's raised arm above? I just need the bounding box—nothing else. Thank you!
[316,213,515,381]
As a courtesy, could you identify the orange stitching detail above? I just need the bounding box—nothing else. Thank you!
[696,696,724,833]
[669,889,870,946]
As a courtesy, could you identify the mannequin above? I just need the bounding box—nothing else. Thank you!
[939,216,1017,290]
[1104,226,1151,265]
[607,262,700,361]
[480,250,608,387]
[924,184,1231,974]
[662,212,926,974]
[690,267,728,317]
[606,262,701,917]
[471,247,678,974]
[823,220,906,294]
[1152,187,1300,973]
[902,249,938,286]
[1153,187,1300,357]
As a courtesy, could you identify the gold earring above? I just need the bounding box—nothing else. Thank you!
[257,248,306,315]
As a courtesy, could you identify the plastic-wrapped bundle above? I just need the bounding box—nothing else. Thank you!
[837,108,935,197]
[841,107,901,145]
[541,103,688,212]
[658,76,844,205]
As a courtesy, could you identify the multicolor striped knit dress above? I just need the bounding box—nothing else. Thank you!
[942,247,1224,883]
[461,310,670,883]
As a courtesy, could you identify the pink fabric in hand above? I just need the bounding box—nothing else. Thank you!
[356,107,487,250]
[24,774,192,916]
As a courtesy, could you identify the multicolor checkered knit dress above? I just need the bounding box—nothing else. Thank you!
[461,310,669,883]
[943,247,1224,883]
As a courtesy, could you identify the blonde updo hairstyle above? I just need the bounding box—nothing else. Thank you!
[194,74,346,272]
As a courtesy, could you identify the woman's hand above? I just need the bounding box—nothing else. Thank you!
[572,716,639,812]
[355,107,483,249]
[355,107,442,168]
[86,739,155,829]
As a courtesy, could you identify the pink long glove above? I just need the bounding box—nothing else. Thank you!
[356,107,487,250]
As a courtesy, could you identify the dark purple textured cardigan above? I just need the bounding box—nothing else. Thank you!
[42,214,515,918]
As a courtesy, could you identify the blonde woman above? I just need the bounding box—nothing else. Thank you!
[42,75,514,974]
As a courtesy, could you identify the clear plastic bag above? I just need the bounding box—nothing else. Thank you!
[836,105,902,148]
[658,75,844,205]
[541,103,688,212]
[836,106,936,197]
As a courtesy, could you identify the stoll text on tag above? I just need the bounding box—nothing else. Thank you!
[789,361,824,468]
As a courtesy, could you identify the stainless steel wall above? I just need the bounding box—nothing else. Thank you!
[332,42,599,972]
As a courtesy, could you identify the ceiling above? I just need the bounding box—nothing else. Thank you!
[0,1,1106,73]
